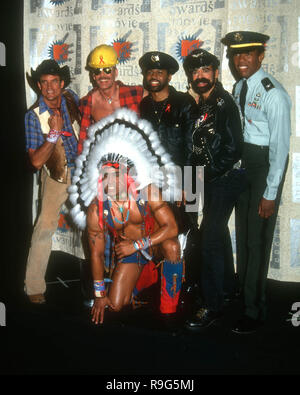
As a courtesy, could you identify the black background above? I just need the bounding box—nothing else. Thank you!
[0,1,32,302]
[0,1,299,377]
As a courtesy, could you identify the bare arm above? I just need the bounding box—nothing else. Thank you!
[115,185,178,259]
[147,184,179,245]
[87,201,115,324]
[86,201,106,282]
[28,144,55,170]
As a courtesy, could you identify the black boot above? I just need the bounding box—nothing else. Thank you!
[185,308,223,330]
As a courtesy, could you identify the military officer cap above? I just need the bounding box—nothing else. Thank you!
[139,51,179,75]
[221,31,270,54]
[183,49,220,76]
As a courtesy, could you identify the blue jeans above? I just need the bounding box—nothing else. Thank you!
[199,168,247,312]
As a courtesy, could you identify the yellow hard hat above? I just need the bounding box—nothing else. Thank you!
[87,44,119,69]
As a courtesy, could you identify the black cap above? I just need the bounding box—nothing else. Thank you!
[221,31,270,53]
[29,59,71,87]
[139,51,179,75]
[183,49,220,76]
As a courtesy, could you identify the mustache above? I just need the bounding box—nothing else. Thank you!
[149,79,161,84]
[95,76,111,80]
[193,78,210,85]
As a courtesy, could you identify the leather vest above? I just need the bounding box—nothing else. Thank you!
[32,91,80,183]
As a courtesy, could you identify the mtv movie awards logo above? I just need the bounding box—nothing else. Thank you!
[176,30,204,61]
[0,42,5,66]
[48,33,73,64]
[0,302,6,326]
[57,211,71,233]
[112,31,136,64]
[49,0,70,5]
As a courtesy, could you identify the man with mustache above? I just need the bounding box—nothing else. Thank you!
[77,45,145,303]
[183,49,245,329]
[69,109,185,327]
[139,51,197,173]
[221,31,291,334]
[78,44,144,154]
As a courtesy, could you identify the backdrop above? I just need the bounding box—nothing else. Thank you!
[23,0,300,281]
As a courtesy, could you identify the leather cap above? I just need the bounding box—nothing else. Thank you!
[139,51,179,75]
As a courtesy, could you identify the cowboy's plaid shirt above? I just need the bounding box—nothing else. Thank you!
[78,81,144,154]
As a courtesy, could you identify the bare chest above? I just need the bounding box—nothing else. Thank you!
[91,93,121,121]
[107,200,146,239]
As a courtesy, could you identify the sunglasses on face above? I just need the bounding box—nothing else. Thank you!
[93,67,113,75]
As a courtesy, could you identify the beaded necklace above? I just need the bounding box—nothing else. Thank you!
[107,196,131,234]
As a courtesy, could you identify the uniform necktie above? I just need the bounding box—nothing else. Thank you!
[240,79,248,118]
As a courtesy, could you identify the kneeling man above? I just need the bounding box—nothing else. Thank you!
[69,108,184,324]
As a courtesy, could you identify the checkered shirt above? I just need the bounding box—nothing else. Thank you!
[77,81,143,154]
[25,89,79,166]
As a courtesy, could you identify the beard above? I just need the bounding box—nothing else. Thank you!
[143,76,169,93]
[191,77,215,95]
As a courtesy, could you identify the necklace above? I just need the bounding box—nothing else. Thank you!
[99,86,118,105]
[100,91,113,104]
[151,97,168,124]
[108,198,131,235]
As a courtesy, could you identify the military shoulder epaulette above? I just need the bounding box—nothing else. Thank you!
[261,77,275,92]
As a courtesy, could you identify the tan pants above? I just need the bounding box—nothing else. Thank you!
[24,168,71,295]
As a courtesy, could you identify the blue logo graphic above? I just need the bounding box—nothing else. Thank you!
[50,0,70,5]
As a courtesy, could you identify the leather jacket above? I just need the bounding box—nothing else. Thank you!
[140,86,198,168]
[191,81,244,182]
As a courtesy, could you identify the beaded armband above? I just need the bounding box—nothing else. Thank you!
[94,280,106,298]
[133,236,152,251]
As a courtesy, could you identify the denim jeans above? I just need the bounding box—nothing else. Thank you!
[199,168,247,312]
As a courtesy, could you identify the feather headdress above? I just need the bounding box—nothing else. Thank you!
[68,108,182,229]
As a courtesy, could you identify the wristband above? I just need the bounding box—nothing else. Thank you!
[46,129,61,144]
[94,280,106,298]
[46,129,72,144]
[133,236,151,251]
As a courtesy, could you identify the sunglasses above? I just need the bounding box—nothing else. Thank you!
[92,67,113,75]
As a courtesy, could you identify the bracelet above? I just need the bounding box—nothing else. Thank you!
[133,236,151,251]
[94,280,106,298]
[46,129,61,144]
[95,290,106,298]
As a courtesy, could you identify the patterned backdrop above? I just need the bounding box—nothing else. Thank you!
[24,0,300,281]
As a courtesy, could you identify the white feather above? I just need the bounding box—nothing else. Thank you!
[68,184,78,193]
[69,192,79,206]
[69,108,182,229]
